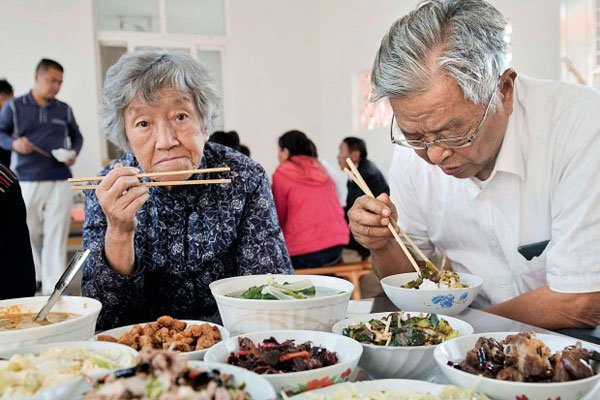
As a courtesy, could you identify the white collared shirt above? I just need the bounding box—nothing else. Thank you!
[389,75,600,308]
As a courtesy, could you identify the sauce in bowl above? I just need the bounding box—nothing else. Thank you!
[0,312,76,330]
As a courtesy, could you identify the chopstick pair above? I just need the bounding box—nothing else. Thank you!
[343,158,440,275]
[69,167,232,190]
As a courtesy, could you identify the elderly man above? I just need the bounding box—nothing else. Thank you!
[349,0,600,329]
[82,51,292,330]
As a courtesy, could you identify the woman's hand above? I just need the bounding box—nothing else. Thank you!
[96,163,149,235]
[348,193,398,251]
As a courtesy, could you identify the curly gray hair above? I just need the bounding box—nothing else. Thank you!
[100,50,221,152]
[371,0,507,107]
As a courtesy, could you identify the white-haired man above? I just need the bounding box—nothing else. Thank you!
[349,0,600,329]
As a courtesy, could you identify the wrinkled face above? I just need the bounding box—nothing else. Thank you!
[34,67,63,100]
[389,70,515,180]
[124,86,207,182]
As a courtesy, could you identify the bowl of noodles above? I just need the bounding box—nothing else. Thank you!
[380,271,482,316]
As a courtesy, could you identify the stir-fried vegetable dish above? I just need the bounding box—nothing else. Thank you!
[226,337,338,374]
[343,312,459,347]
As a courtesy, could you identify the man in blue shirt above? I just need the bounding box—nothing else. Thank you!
[0,59,83,294]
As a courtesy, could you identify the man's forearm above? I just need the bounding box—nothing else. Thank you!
[483,287,600,330]
[104,227,136,275]
[371,239,417,278]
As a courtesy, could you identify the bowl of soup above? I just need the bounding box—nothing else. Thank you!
[0,296,102,350]
[210,274,353,335]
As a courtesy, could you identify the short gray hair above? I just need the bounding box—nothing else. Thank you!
[100,50,221,152]
[371,0,507,107]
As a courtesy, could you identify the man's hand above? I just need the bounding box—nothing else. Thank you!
[64,157,76,166]
[348,193,398,251]
[12,137,35,154]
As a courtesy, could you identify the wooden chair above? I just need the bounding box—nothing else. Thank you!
[295,260,372,300]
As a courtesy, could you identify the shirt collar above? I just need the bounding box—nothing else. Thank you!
[491,82,525,180]
[25,90,57,107]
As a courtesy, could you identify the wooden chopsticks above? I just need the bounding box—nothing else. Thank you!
[344,158,440,275]
[69,167,232,190]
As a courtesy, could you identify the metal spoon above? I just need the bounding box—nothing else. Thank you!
[33,249,90,322]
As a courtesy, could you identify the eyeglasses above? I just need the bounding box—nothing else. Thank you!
[390,86,498,150]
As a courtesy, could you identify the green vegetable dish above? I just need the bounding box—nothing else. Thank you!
[234,275,317,300]
[343,312,459,347]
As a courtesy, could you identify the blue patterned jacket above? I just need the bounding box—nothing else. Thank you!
[82,143,292,330]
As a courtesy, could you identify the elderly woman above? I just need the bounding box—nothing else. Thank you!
[82,51,292,330]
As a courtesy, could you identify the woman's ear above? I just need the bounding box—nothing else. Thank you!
[350,149,361,164]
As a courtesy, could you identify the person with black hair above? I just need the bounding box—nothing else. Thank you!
[337,137,389,258]
[0,58,83,294]
[0,162,36,299]
[0,79,13,166]
[273,130,349,268]
[209,130,241,151]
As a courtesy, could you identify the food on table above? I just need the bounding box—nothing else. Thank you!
[401,267,467,290]
[85,348,251,400]
[97,316,221,352]
[448,331,600,382]
[310,385,488,399]
[0,312,75,331]
[0,346,135,398]
[226,337,338,374]
[232,275,317,299]
[343,312,460,346]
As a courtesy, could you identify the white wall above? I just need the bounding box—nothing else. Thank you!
[0,0,102,178]
[0,0,562,180]
[226,0,322,176]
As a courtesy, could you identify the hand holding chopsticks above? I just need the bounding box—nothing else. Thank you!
[344,158,440,275]
[69,167,232,190]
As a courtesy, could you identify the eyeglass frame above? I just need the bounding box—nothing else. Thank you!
[389,84,499,150]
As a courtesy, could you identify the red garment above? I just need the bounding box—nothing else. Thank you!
[272,155,349,256]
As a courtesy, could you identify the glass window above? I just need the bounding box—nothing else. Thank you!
[97,0,159,32]
[165,0,225,35]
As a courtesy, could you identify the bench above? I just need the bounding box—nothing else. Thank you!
[294,260,372,300]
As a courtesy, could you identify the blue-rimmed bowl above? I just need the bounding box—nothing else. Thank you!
[380,272,482,315]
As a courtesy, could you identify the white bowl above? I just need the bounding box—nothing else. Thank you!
[189,360,277,399]
[290,379,453,399]
[51,148,76,162]
[0,296,102,351]
[380,272,483,315]
[204,330,363,396]
[332,311,473,380]
[94,320,229,360]
[434,332,600,400]
[0,340,138,400]
[209,274,353,335]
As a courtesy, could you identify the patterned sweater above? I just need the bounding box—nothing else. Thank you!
[82,143,292,330]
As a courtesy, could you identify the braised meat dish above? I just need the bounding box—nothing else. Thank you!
[448,331,600,382]
[226,337,338,374]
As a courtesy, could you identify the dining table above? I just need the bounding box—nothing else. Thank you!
[347,294,600,397]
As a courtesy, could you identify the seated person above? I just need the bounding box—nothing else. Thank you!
[337,137,389,258]
[0,162,36,299]
[82,51,292,330]
[349,0,600,329]
[272,130,349,268]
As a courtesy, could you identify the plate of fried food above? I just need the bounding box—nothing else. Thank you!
[95,315,229,360]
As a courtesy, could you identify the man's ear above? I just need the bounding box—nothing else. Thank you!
[499,68,517,115]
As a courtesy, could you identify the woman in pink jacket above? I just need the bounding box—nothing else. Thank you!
[272,130,349,268]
